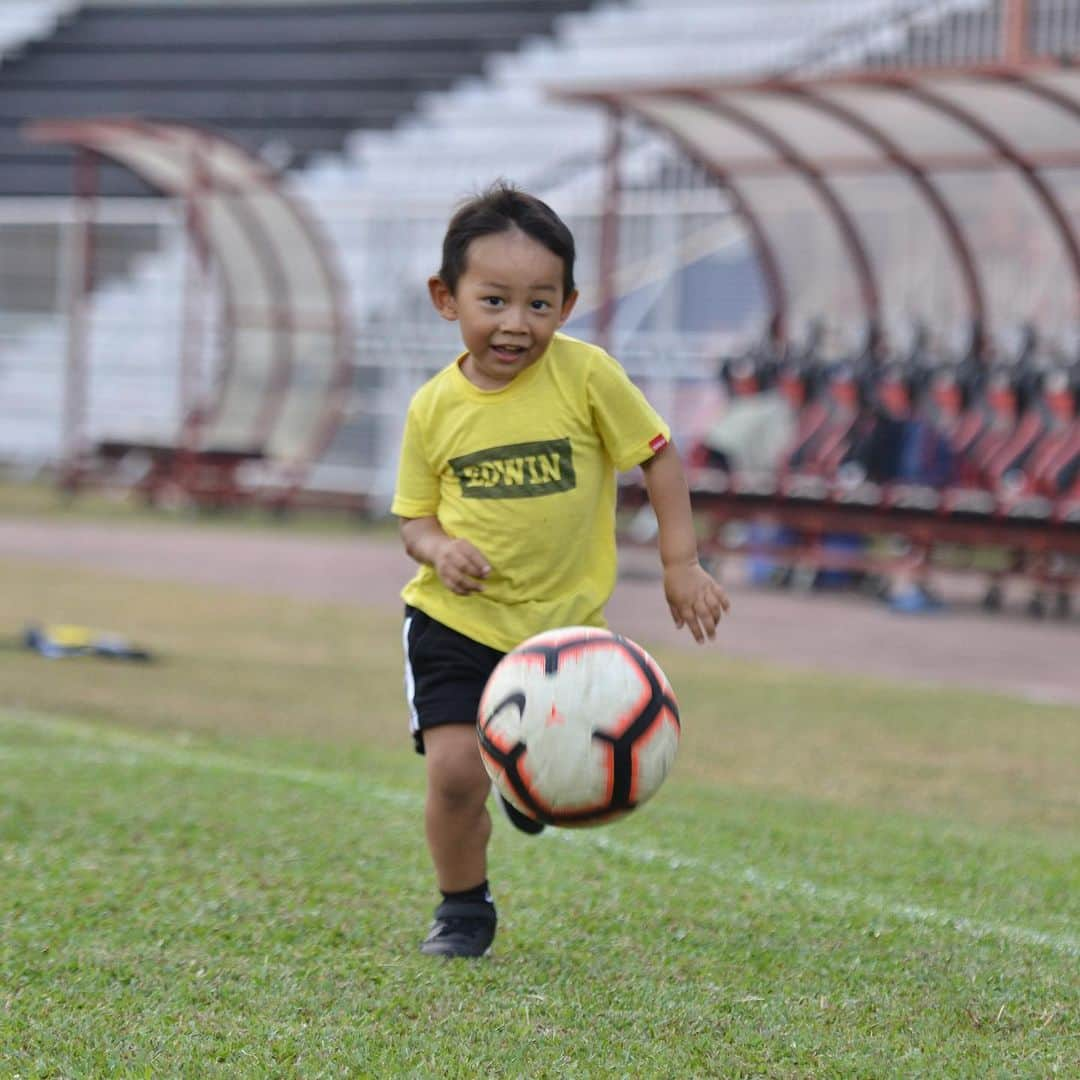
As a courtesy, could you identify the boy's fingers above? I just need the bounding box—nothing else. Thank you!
[692,601,717,640]
[449,540,489,577]
[444,566,484,594]
[705,580,730,614]
[465,554,490,577]
[680,606,704,643]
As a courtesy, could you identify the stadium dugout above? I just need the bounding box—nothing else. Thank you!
[27,118,353,507]
[558,58,1080,601]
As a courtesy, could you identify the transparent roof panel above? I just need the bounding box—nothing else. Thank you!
[812,84,987,162]
[933,168,1076,338]
[201,193,277,309]
[625,94,779,168]
[246,189,334,314]
[1043,166,1080,227]
[635,105,870,340]
[101,133,218,208]
[206,326,279,452]
[830,172,969,346]
[1027,69,1080,113]
[738,174,866,350]
[1041,165,1080,342]
[926,78,1080,157]
[717,89,885,166]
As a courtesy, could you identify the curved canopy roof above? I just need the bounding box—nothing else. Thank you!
[560,62,1080,356]
[27,118,353,482]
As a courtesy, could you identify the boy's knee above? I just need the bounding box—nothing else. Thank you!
[425,725,489,807]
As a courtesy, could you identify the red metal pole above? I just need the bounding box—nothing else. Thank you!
[595,106,623,353]
[1003,0,1030,63]
[179,134,210,453]
[61,148,98,491]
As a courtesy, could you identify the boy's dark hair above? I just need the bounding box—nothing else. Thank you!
[438,180,576,298]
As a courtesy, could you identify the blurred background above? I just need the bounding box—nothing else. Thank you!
[0,0,1077,613]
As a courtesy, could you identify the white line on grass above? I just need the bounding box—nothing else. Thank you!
[574,832,1080,959]
[0,711,417,807]
[4,710,1078,959]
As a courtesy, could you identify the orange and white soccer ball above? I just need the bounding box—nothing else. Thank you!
[477,627,680,827]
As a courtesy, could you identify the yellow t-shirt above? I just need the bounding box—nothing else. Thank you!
[391,333,670,652]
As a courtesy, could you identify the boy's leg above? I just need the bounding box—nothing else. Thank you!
[422,724,492,892]
[420,724,496,957]
[402,607,506,955]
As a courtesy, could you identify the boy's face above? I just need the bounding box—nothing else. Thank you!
[429,226,578,390]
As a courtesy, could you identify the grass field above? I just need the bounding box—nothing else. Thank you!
[0,475,390,537]
[1,549,1078,1077]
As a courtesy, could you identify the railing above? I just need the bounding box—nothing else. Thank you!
[1031,0,1080,55]
[781,0,1080,74]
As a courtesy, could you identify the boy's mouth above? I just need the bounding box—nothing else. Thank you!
[492,344,527,362]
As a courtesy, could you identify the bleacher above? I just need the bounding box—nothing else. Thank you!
[0,0,596,197]
[1,0,931,479]
[326,0,914,196]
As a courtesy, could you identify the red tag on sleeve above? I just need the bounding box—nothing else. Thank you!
[649,434,669,453]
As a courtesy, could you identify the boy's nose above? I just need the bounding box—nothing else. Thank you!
[499,305,527,332]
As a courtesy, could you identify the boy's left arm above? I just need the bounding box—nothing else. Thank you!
[640,443,731,643]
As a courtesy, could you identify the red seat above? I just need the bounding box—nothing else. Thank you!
[961,372,1020,486]
[781,367,859,480]
[1020,371,1080,498]
[983,406,1047,491]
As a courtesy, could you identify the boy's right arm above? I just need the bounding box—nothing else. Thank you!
[399,516,491,596]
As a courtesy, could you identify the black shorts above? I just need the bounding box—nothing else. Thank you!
[403,605,505,755]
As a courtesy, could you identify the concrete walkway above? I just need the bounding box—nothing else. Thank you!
[1,517,1077,705]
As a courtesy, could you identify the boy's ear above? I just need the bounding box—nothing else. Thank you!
[428,276,458,321]
[558,289,580,327]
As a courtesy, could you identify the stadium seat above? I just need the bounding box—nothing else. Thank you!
[998,369,1080,516]
[782,365,861,484]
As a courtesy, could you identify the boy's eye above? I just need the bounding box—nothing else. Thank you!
[482,296,504,307]
[531,299,552,311]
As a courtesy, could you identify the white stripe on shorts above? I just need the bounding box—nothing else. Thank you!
[402,611,419,738]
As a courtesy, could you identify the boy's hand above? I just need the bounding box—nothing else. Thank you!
[433,537,491,595]
[663,561,731,644]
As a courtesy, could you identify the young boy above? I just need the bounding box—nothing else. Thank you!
[393,182,730,958]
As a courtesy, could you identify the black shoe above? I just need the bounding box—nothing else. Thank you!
[419,899,496,958]
[497,792,546,835]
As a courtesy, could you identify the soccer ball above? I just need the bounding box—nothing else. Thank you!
[477,627,680,827]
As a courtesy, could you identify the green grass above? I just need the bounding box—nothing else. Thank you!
[0,474,392,537]
[1,555,1078,1078]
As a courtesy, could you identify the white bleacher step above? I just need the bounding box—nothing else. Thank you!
[348,129,604,174]
[0,1,76,60]
[487,41,828,86]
